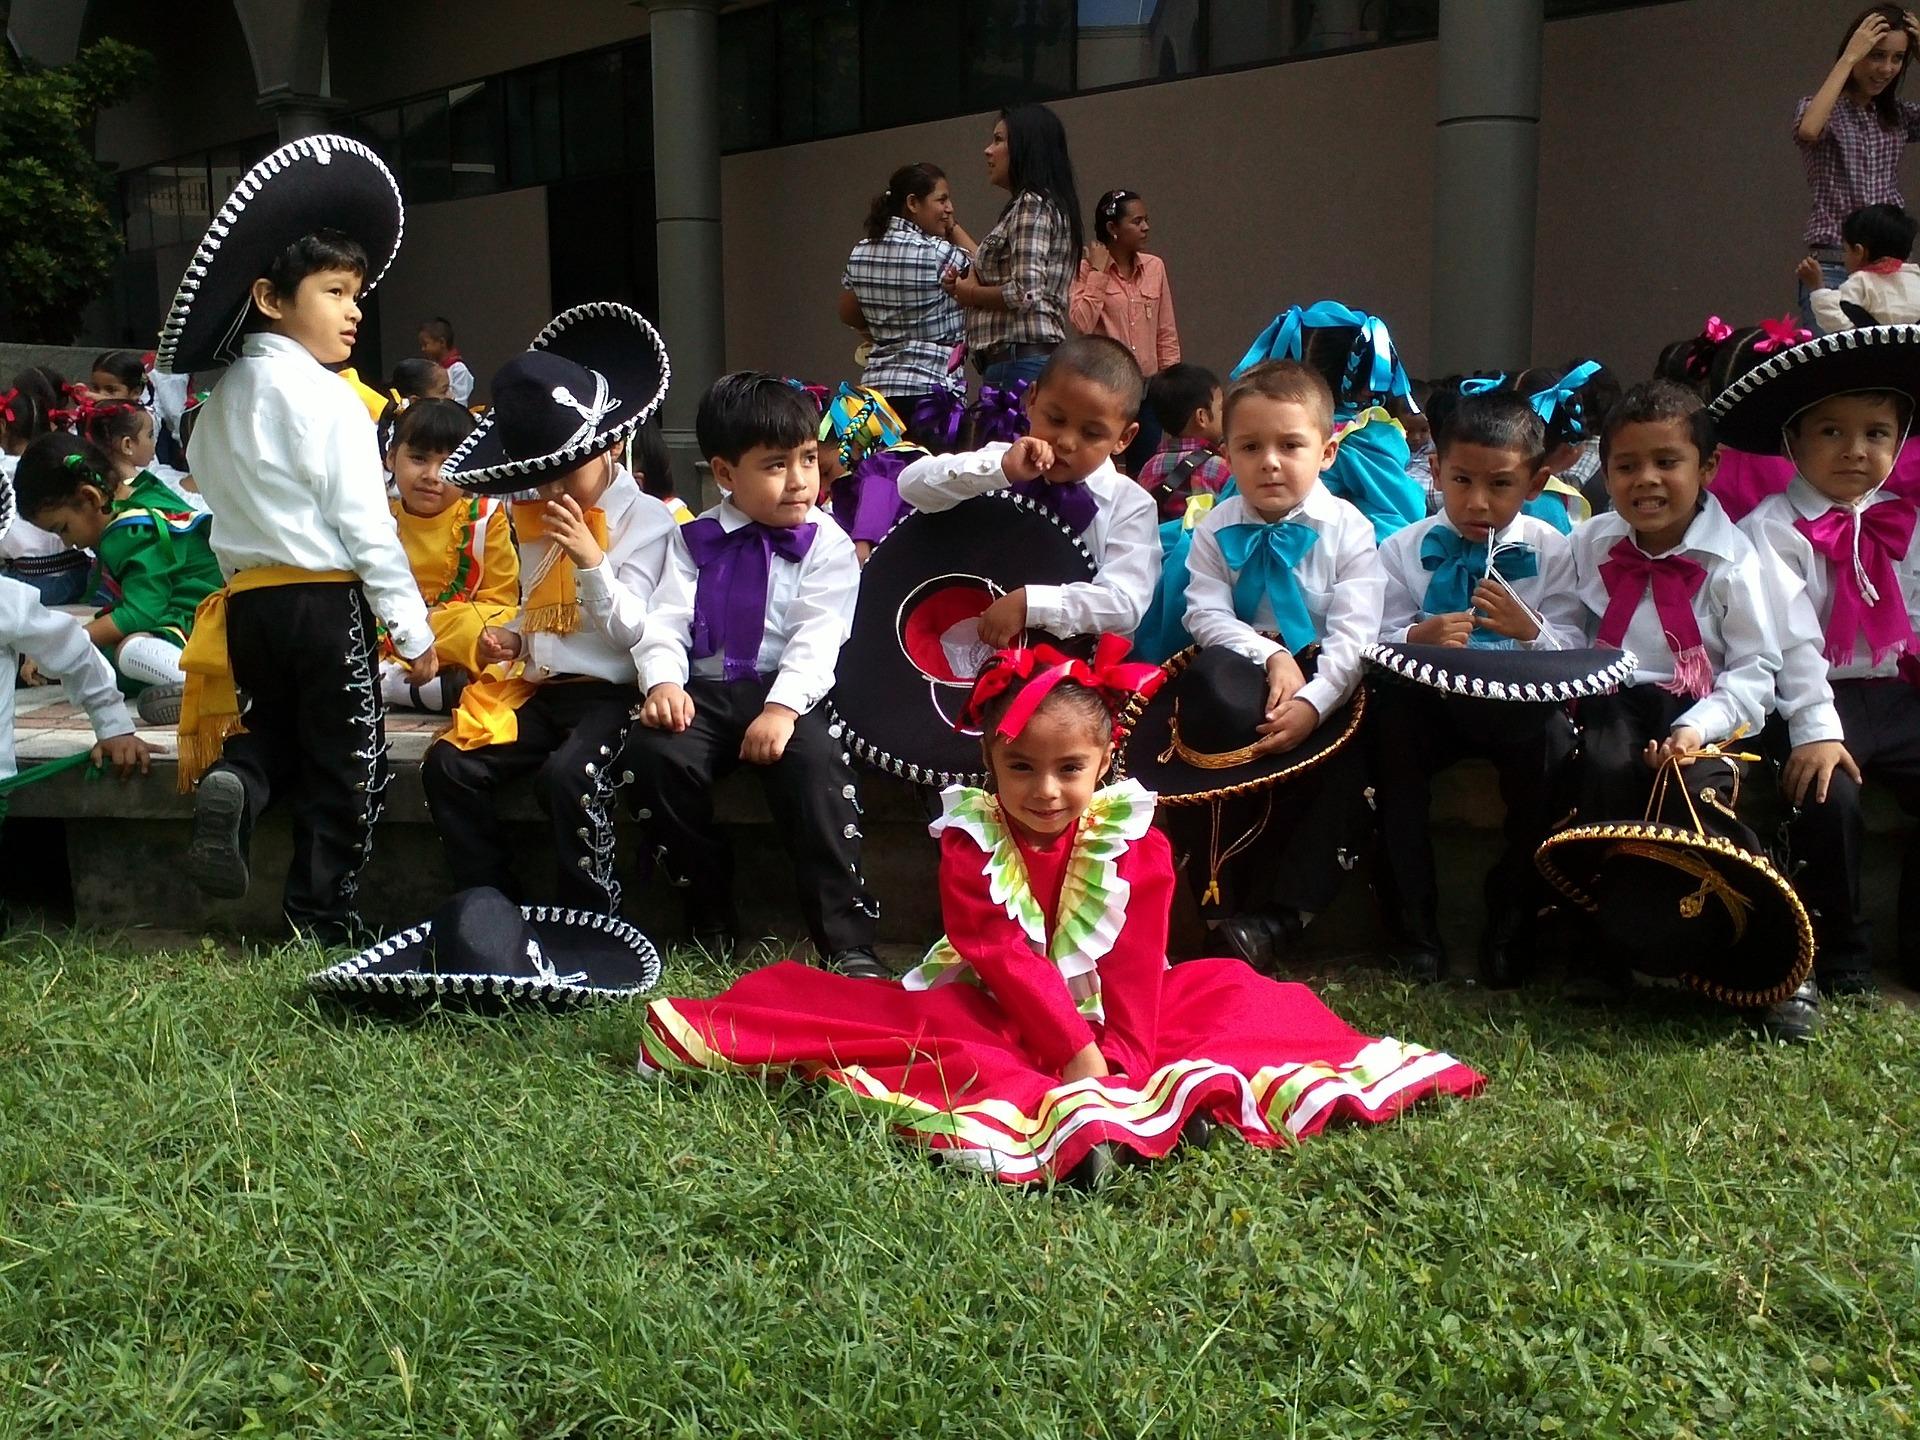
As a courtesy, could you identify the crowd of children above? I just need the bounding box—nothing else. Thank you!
[12,129,1920,1183]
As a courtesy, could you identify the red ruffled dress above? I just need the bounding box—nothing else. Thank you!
[638,779,1484,1183]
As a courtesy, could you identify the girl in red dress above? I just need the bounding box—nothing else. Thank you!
[637,639,1484,1184]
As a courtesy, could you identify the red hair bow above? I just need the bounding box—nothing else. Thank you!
[958,633,1166,740]
[1753,314,1812,354]
[1702,315,1732,344]
[0,388,17,426]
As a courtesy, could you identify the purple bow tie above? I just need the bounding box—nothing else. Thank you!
[1010,477,1099,534]
[685,517,817,681]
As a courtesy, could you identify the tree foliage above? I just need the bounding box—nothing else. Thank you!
[0,39,153,343]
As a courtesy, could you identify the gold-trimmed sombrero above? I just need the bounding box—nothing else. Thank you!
[1116,644,1365,805]
[1534,748,1813,1008]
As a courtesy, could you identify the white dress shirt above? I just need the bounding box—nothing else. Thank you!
[0,577,132,778]
[1378,511,1586,650]
[1810,263,1920,332]
[1739,477,1920,745]
[446,359,476,407]
[513,466,676,685]
[896,442,1162,637]
[1185,486,1386,719]
[1569,497,1780,742]
[188,331,434,660]
[635,498,859,716]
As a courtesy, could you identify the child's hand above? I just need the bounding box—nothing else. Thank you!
[17,657,46,687]
[1060,1042,1110,1084]
[1263,649,1306,713]
[1643,725,1705,768]
[405,647,440,686]
[978,588,1028,647]
[740,703,797,765]
[1000,436,1056,484]
[1782,739,1862,806]
[1796,255,1825,290]
[477,628,522,666]
[544,494,605,569]
[1408,612,1475,648]
[640,682,695,732]
[92,732,152,779]
[1256,697,1320,754]
[1471,579,1540,641]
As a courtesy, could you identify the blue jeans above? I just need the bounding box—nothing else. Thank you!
[981,355,1048,390]
[1798,250,1847,333]
[4,559,91,606]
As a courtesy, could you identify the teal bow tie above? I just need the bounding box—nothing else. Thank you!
[1419,526,1538,617]
[1215,520,1320,653]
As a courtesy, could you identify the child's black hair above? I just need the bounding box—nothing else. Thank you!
[1034,335,1145,421]
[863,162,947,244]
[1599,380,1718,463]
[419,316,455,346]
[1835,5,1915,129]
[998,103,1085,258]
[1147,362,1221,435]
[254,229,368,308]
[1092,189,1141,246]
[976,672,1114,762]
[1434,389,1548,469]
[0,370,60,452]
[389,357,447,400]
[1842,202,1919,262]
[629,416,677,499]
[90,349,151,402]
[82,400,150,456]
[382,397,474,459]
[1514,361,1619,451]
[695,371,819,465]
[14,432,115,521]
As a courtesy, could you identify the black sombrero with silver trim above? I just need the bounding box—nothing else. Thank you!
[1363,643,1637,704]
[1709,324,1920,455]
[825,491,1097,787]
[309,887,662,1007]
[156,134,405,375]
[442,303,670,496]
[1117,645,1365,804]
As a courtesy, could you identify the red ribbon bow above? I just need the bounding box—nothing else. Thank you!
[957,634,1166,740]
[1596,539,1714,698]
[0,388,17,427]
[1753,314,1812,354]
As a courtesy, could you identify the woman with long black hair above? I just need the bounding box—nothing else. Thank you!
[943,103,1084,389]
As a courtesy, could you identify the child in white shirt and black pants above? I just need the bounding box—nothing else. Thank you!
[628,373,879,975]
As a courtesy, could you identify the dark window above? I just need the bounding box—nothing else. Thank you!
[402,93,453,204]
[1076,0,1203,90]
[547,170,658,319]
[505,65,564,186]
[862,0,965,128]
[964,0,1075,110]
[718,6,777,152]
[624,40,655,173]
[563,50,627,178]
[357,105,403,174]
[448,82,502,197]
[777,0,861,142]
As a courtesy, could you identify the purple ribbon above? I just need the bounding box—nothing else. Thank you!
[1010,477,1099,534]
[685,518,817,681]
[972,380,1030,447]
[912,392,968,452]
[833,450,917,546]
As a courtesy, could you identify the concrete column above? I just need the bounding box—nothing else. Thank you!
[257,86,346,143]
[646,0,726,501]
[1430,0,1543,376]
[233,0,338,144]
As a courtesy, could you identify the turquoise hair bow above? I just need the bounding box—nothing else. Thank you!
[1527,360,1603,439]
[1458,373,1508,396]
[1231,301,1412,410]
[1215,520,1320,653]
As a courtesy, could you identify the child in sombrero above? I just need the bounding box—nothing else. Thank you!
[1716,324,1920,1000]
[637,639,1483,1186]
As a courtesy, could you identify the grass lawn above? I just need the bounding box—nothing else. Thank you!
[2,930,1917,1439]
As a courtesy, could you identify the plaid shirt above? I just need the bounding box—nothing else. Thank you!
[1135,435,1231,518]
[967,192,1072,355]
[844,218,966,396]
[1796,93,1920,246]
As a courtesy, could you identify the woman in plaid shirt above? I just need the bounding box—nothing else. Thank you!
[1795,6,1920,324]
[841,163,976,424]
[941,104,1083,390]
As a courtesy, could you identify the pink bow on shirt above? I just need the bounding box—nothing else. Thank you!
[1597,539,1713,699]
[1794,499,1919,665]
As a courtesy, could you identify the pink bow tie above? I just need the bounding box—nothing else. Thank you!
[1794,499,1918,666]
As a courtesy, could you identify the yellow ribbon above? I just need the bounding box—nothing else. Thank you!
[176,566,357,791]
[510,502,609,635]
[439,669,541,750]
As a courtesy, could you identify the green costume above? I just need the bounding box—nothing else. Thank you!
[95,472,223,691]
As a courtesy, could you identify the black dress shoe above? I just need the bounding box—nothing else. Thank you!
[1390,946,1448,985]
[1754,979,1823,1043]
[1479,905,1533,990]
[1816,967,1879,1000]
[826,946,891,980]
[684,894,739,962]
[1179,1113,1216,1150]
[186,767,250,899]
[1212,914,1276,970]
[1065,1141,1119,1190]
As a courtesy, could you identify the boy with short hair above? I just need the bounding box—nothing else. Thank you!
[898,335,1161,643]
[423,304,675,913]
[418,317,475,405]
[1181,359,1385,966]
[1798,204,1920,331]
[158,136,438,945]
[1369,390,1587,983]
[628,372,878,975]
[1136,362,1230,519]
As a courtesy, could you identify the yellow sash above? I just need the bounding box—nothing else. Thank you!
[439,668,542,751]
[176,567,357,790]
[509,502,609,634]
